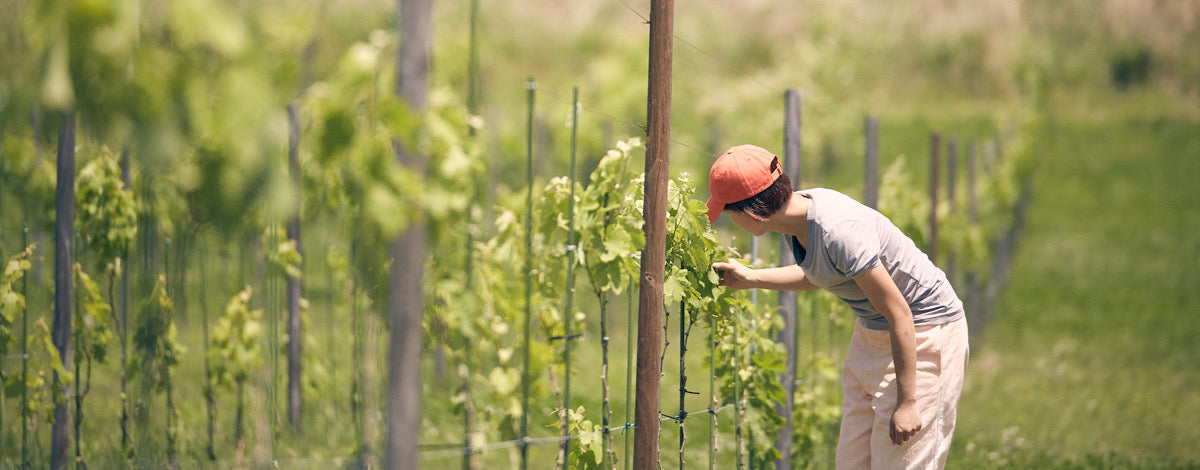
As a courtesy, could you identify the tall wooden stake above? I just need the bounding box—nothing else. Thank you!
[634,0,673,468]
[286,102,304,434]
[775,89,802,470]
[388,0,431,468]
[864,115,880,210]
[929,132,941,265]
[50,109,75,470]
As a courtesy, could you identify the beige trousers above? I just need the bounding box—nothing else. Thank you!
[835,317,969,470]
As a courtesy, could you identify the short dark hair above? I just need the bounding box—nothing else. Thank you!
[725,171,793,219]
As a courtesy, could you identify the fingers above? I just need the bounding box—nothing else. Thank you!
[711,263,730,286]
[889,421,923,445]
[711,261,742,287]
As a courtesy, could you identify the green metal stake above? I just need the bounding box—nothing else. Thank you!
[467,0,480,137]
[560,86,581,464]
[462,4,480,468]
[350,242,365,463]
[678,300,687,468]
[21,226,30,467]
[625,269,636,470]
[520,78,537,470]
[700,309,710,470]
[735,310,745,469]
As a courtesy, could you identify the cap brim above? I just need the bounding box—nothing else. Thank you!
[705,196,723,224]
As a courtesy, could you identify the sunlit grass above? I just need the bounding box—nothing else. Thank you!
[949,111,1200,468]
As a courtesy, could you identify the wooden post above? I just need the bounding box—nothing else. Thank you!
[965,142,980,337]
[945,137,958,281]
[635,0,674,468]
[286,102,304,434]
[775,89,802,470]
[928,132,941,265]
[947,138,958,207]
[864,115,880,209]
[50,109,75,470]
[967,142,978,224]
[387,0,430,467]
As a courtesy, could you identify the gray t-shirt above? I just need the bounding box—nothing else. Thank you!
[791,189,964,330]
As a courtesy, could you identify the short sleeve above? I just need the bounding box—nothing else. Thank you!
[826,220,880,278]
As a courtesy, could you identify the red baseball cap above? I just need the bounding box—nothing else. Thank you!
[705,144,783,224]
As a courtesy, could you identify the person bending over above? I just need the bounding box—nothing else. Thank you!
[706,144,969,470]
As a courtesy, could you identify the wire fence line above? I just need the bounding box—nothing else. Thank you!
[418,403,739,462]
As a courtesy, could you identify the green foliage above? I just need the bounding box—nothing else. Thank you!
[22,0,139,114]
[875,108,1041,284]
[564,405,606,469]
[659,167,788,466]
[662,172,744,325]
[208,287,262,391]
[790,355,842,468]
[302,30,423,241]
[0,136,56,229]
[575,139,645,296]
[31,318,68,420]
[73,264,114,369]
[264,228,303,281]
[715,311,786,466]
[1110,45,1153,90]
[131,275,184,392]
[0,245,34,392]
[75,145,137,273]
[877,155,930,249]
[0,0,1088,465]
[533,138,644,311]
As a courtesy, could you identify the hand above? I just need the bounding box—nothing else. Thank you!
[889,401,922,445]
[711,260,754,290]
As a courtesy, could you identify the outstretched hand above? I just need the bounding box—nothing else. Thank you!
[711,260,755,290]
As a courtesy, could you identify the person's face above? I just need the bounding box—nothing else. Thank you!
[726,210,769,237]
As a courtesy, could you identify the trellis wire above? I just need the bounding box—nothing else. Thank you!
[419,403,739,462]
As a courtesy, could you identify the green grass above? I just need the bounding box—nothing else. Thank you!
[5,1,1200,468]
[948,108,1200,468]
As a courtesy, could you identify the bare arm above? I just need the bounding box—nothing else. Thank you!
[711,261,820,291]
[855,265,922,445]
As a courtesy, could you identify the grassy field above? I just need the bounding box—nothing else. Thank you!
[4,1,1199,468]
[947,95,1200,468]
